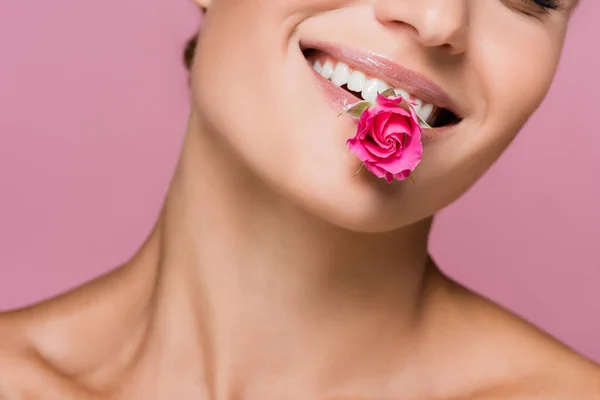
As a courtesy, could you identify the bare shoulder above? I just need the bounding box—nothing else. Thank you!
[439,275,600,399]
[0,288,88,398]
[0,312,69,399]
[482,358,600,400]
[514,346,600,400]
[0,264,150,399]
[0,337,90,400]
[0,313,29,398]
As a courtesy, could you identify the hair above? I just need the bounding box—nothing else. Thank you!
[184,33,199,71]
[184,8,205,71]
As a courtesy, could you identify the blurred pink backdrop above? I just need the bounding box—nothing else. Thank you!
[0,1,598,362]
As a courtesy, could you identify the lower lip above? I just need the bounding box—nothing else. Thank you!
[308,64,454,140]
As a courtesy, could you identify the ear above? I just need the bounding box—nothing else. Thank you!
[190,0,210,8]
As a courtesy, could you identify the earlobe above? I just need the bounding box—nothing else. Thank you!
[190,0,210,8]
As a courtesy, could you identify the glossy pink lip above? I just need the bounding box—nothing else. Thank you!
[301,40,462,117]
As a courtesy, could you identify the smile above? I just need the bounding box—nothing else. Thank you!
[301,42,462,129]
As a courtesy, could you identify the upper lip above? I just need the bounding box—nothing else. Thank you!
[300,40,462,118]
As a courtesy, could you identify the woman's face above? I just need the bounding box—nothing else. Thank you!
[191,0,574,232]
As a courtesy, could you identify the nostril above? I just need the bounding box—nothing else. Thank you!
[441,43,454,53]
[375,0,468,55]
[384,19,421,37]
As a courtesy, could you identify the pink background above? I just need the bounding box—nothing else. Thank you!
[0,1,598,362]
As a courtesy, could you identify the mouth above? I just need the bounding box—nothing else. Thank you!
[301,43,462,129]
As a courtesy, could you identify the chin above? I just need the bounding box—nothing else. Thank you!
[286,172,430,233]
[311,200,426,234]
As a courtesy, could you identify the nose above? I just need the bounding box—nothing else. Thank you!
[374,0,469,55]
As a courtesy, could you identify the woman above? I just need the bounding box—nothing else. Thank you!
[0,0,598,398]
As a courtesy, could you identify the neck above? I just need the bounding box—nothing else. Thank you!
[139,114,436,395]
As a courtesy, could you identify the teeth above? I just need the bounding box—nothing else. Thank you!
[419,103,434,123]
[410,97,423,113]
[332,62,350,87]
[313,60,323,74]
[312,58,437,125]
[362,78,389,103]
[393,88,410,99]
[347,71,366,93]
[321,61,334,79]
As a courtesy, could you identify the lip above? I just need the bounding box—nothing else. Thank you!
[300,40,462,118]
[307,61,455,140]
[307,64,456,140]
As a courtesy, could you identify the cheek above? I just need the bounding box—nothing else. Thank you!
[415,25,566,207]
[485,45,560,127]
[191,2,291,155]
[470,12,565,136]
[190,1,360,192]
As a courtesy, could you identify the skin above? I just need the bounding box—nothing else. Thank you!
[0,0,598,398]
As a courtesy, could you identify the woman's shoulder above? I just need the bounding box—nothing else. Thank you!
[0,335,90,399]
[444,279,600,399]
[0,310,57,399]
[512,347,600,399]
[0,267,143,398]
[487,359,600,400]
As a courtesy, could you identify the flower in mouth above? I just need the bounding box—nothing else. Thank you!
[341,89,429,184]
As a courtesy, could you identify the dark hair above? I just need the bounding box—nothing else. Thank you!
[184,33,199,71]
[184,8,205,71]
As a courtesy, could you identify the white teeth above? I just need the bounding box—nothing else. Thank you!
[314,58,438,123]
[419,103,434,123]
[410,97,423,113]
[347,71,366,92]
[321,61,334,79]
[332,62,350,87]
[313,60,323,74]
[362,78,388,103]
[393,88,410,99]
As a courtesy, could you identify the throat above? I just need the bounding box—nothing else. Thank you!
[127,120,438,394]
[149,198,435,377]
[152,124,435,335]
[148,240,439,396]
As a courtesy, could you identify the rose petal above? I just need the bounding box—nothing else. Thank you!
[354,121,370,141]
[347,138,378,163]
[393,170,411,181]
[363,162,387,179]
[399,134,423,164]
[347,94,424,183]
[376,94,403,107]
[381,117,413,150]
[373,138,422,174]
[406,107,421,130]
[371,112,394,145]
[363,136,396,158]
[355,109,378,139]
[384,172,395,183]
[376,104,411,118]
[376,95,413,115]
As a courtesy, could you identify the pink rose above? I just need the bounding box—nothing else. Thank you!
[346,94,423,183]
